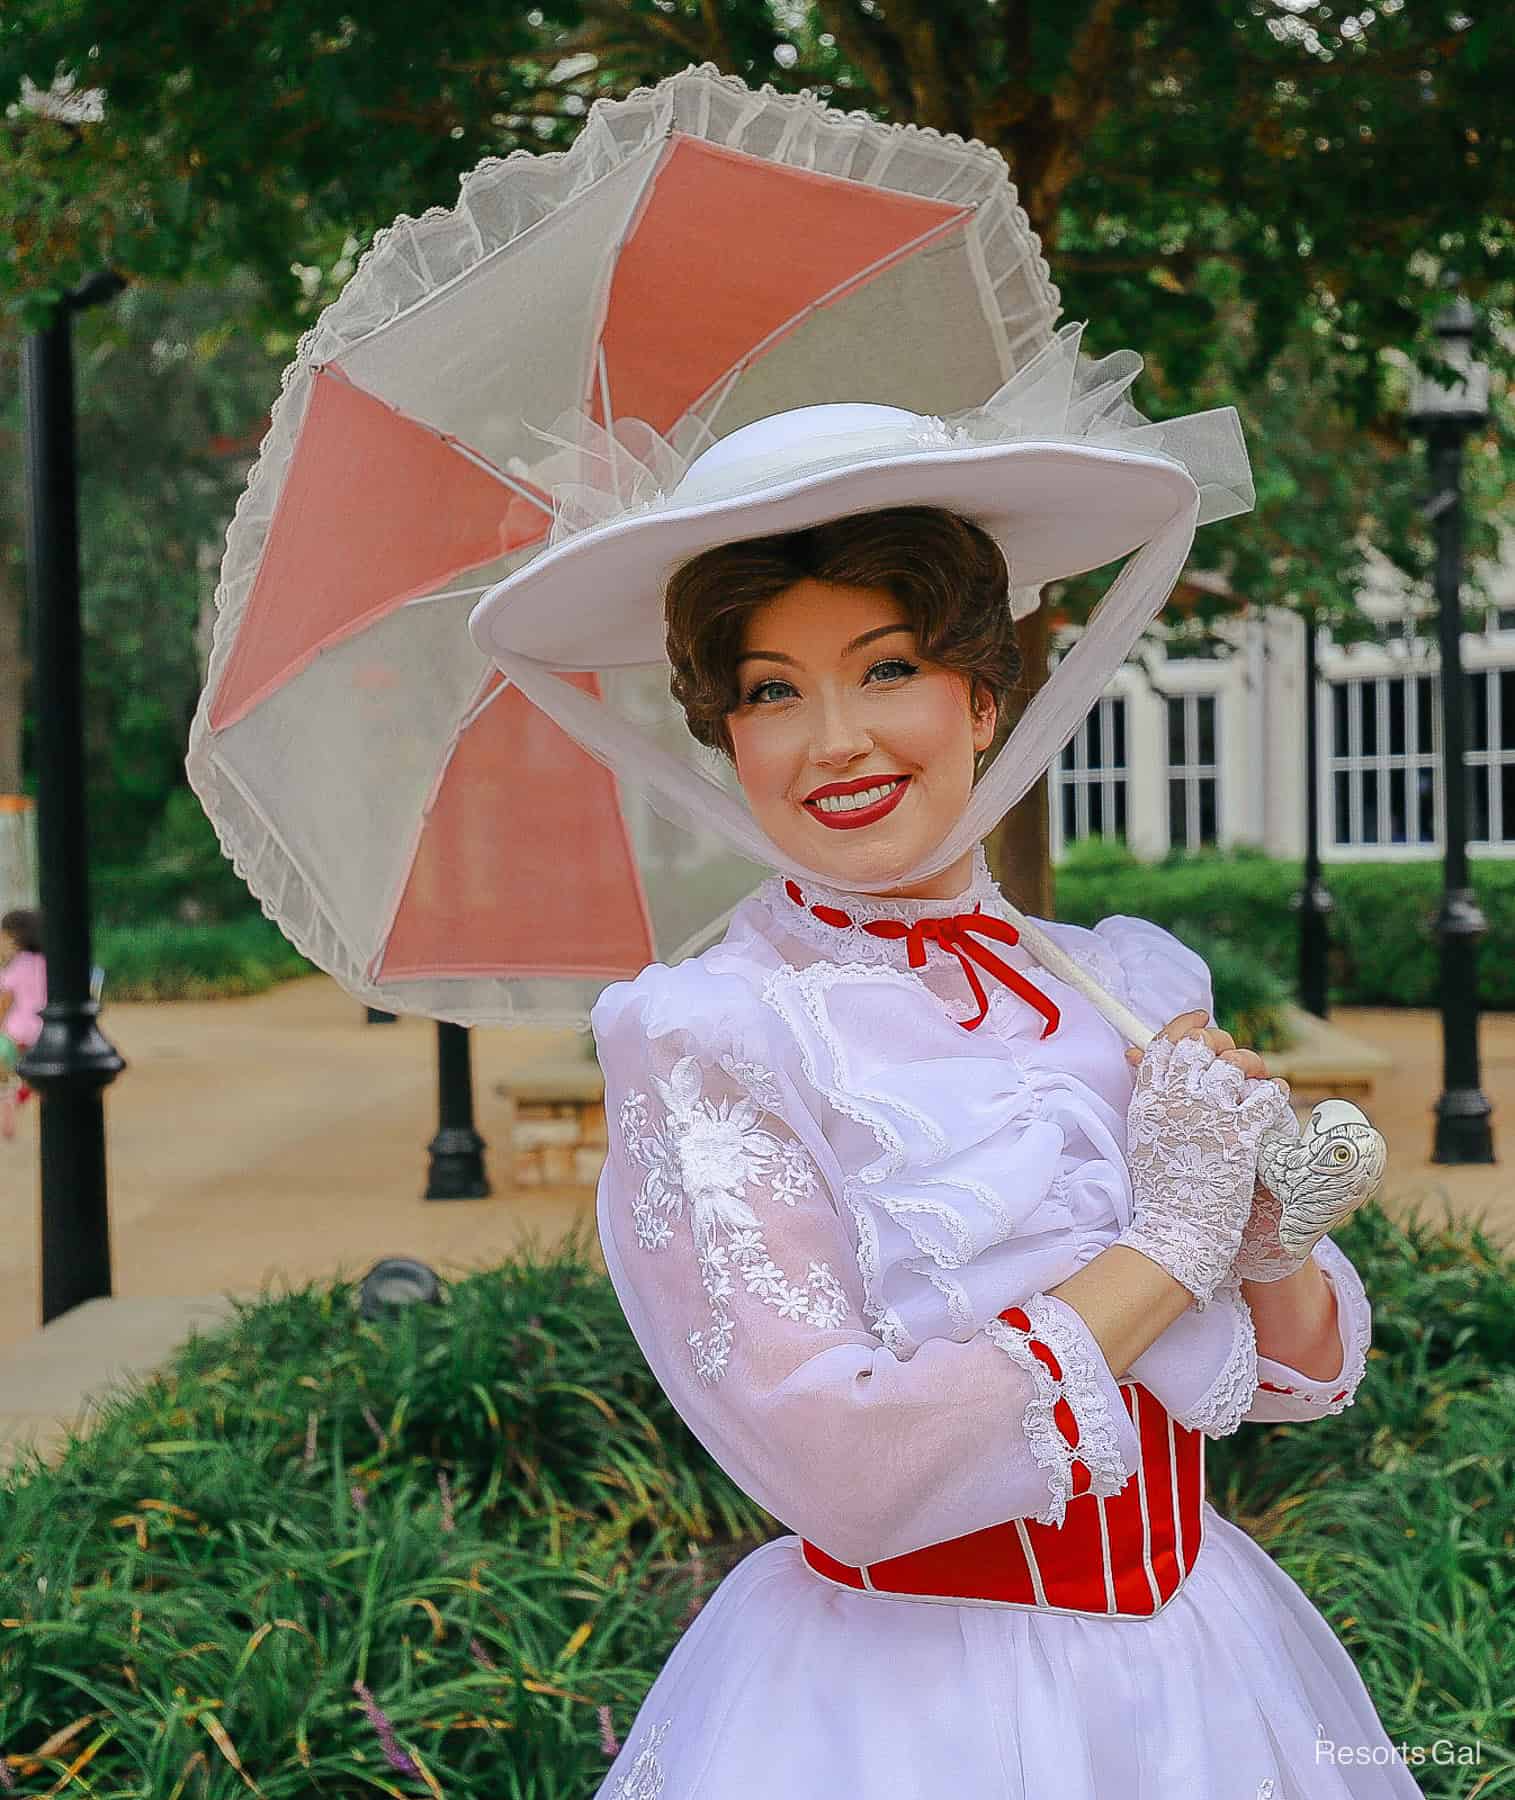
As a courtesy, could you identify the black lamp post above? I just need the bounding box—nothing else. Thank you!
[1291,605,1334,1017]
[19,272,129,1323]
[425,1021,490,1199]
[1407,289,1496,1165]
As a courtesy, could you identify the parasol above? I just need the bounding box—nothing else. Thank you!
[188,64,1065,1027]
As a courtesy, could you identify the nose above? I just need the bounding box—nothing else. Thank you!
[809,688,873,769]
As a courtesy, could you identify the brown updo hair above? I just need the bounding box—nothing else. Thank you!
[664,506,1022,756]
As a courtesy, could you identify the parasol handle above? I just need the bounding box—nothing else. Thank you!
[998,901,1390,1249]
[995,902,1158,1051]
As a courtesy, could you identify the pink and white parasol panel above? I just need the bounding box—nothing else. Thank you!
[188,66,1062,1026]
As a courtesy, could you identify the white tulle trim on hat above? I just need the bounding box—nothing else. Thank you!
[481,317,1251,895]
[518,320,1252,566]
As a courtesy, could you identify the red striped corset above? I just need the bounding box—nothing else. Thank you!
[801,1381,1205,1619]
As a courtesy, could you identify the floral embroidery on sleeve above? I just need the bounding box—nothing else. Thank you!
[618,1055,850,1385]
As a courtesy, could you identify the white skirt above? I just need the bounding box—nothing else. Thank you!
[594,1508,1422,1798]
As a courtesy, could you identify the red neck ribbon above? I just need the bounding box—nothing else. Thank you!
[783,880,1061,1037]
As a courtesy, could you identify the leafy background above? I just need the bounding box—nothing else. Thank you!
[1,1,1512,898]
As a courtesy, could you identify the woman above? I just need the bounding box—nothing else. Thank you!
[469,383,1413,1796]
[581,508,1408,1799]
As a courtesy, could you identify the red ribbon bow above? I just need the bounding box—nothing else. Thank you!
[784,882,1061,1037]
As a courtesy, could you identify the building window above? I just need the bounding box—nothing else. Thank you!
[1054,694,1128,845]
[1166,693,1219,850]
[1328,672,1437,848]
[1465,666,1515,845]
[1326,668,1515,848]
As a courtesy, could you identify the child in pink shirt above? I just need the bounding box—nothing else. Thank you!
[1,908,45,1139]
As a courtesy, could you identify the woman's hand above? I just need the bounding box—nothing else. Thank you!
[1115,1010,1295,1309]
[1123,1009,1270,1081]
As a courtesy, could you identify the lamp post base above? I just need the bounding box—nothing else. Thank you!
[1432,1088,1495,1165]
[424,1021,490,1199]
[1432,886,1495,1165]
[425,1125,491,1199]
[21,1001,125,1323]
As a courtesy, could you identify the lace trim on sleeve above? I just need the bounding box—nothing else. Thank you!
[984,1292,1132,1527]
[1173,1282,1258,1438]
[1252,1236,1372,1418]
[617,1054,851,1388]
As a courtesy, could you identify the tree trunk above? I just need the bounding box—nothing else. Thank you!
[986,602,1053,918]
[967,5,1128,924]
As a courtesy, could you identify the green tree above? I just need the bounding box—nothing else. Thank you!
[7,2,1508,411]
[0,279,285,862]
[4,2,1510,899]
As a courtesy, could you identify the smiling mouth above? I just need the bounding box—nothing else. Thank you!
[802,775,911,830]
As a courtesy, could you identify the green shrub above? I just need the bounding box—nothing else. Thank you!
[90,793,313,999]
[1056,847,1515,1009]
[1051,842,1295,1044]
[1054,833,1143,878]
[95,914,312,1000]
[1170,920,1295,1051]
[94,787,255,927]
[0,1228,771,1794]
[1,1213,1510,1794]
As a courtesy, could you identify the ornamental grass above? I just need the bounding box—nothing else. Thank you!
[0,1223,770,1796]
[1,1209,1510,1796]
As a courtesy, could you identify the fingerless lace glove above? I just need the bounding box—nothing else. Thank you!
[1116,1034,1296,1308]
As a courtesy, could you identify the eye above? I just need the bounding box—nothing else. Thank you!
[742,676,798,706]
[864,657,920,684]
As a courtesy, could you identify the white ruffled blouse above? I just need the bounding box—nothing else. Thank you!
[592,849,1371,1567]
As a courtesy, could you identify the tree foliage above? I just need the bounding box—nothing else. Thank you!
[3,1,1512,874]
[6,1,1510,386]
[0,279,286,862]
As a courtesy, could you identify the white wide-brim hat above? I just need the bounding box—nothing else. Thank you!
[471,401,1224,670]
[466,321,1254,892]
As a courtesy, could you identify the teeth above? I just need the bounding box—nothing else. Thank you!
[813,780,903,814]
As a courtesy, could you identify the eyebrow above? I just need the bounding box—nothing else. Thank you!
[734,623,914,668]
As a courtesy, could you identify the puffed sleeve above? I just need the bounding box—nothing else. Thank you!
[1090,913,1214,1032]
[592,960,1142,1567]
[1242,1236,1373,1422]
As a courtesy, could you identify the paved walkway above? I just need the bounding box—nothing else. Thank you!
[0,978,601,1352]
[1,978,1510,1353]
[1330,1005,1513,1245]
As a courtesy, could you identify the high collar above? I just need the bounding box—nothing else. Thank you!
[755,847,1060,1037]
[757,846,1016,964]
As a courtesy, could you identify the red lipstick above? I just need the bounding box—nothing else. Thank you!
[802,774,911,831]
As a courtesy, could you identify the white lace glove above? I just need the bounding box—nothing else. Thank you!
[1116,1034,1297,1309]
[1234,1100,1389,1281]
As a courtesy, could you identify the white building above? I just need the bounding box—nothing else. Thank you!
[1049,547,1515,864]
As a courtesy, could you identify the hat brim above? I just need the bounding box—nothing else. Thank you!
[469,439,1198,671]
